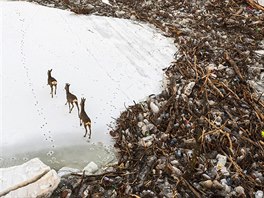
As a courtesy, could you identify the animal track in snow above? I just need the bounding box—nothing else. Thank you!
[18,14,55,152]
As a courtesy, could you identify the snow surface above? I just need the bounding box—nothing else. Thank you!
[0,1,176,168]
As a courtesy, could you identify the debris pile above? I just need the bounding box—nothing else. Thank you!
[26,0,264,197]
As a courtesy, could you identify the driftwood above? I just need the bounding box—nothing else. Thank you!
[246,0,264,11]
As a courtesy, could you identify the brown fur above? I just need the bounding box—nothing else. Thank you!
[47,69,57,98]
[64,83,79,114]
[79,98,91,138]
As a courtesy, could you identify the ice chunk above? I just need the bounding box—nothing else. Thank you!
[3,170,60,198]
[0,158,50,196]
[83,161,99,174]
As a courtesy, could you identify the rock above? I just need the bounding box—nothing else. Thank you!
[142,134,155,142]
[101,0,112,6]
[127,143,133,148]
[0,158,51,196]
[83,161,99,174]
[144,0,152,6]
[139,134,154,147]
[226,68,235,76]
[220,166,229,176]
[212,180,223,190]
[206,64,217,72]
[200,180,213,189]
[57,167,81,177]
[115,10,126,17]
[217,64,227,70]
[202,174,211,180]
[216,154,229,175]
[184,82,195,96]
[85,4,94,11]
[214,116,222,127]
[137,121,144,128]
[143,119,150,125]
[147,123,155,130]
[220,178,227,184]
[149,101,159,113]
[161,133,169,141]
[141,124,148,135]
[255,190,263,198]
[170,160,179,166]
[137,113,144,121]
[171,166,182,176]
[235,186,245,196]
[145,141,153,147]
[216,154,227,165]
[221,182,231,193]
[130,14,137,20]
[255,50,264,56]
[3,170,60,198]
[208,100,216,106]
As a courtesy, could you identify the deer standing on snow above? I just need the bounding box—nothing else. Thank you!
[47,69,57,98]
[79,98,92,138]
[64,83,79,114]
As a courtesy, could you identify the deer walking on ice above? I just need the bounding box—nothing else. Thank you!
[47,69,57,98]
[79,98,92,138]
[64,83,79,114]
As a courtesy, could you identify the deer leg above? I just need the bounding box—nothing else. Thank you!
[50,85,53,98]
[88,125,91,139]
[54,85,57,95]
[80,118,82,126]
[84,125,87,137]
[68,102,71,113]
[70,102,74,113]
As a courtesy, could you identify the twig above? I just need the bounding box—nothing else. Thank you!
[202,117,234,155]
[181,177,203,198]
[246,0,264,11]
[219,82,240,100]
[224,52,244,81]
[208,79,224,98]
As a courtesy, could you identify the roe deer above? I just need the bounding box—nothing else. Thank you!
[47,69,57,98]
[79,98,91,138]
[64,83,79,114]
